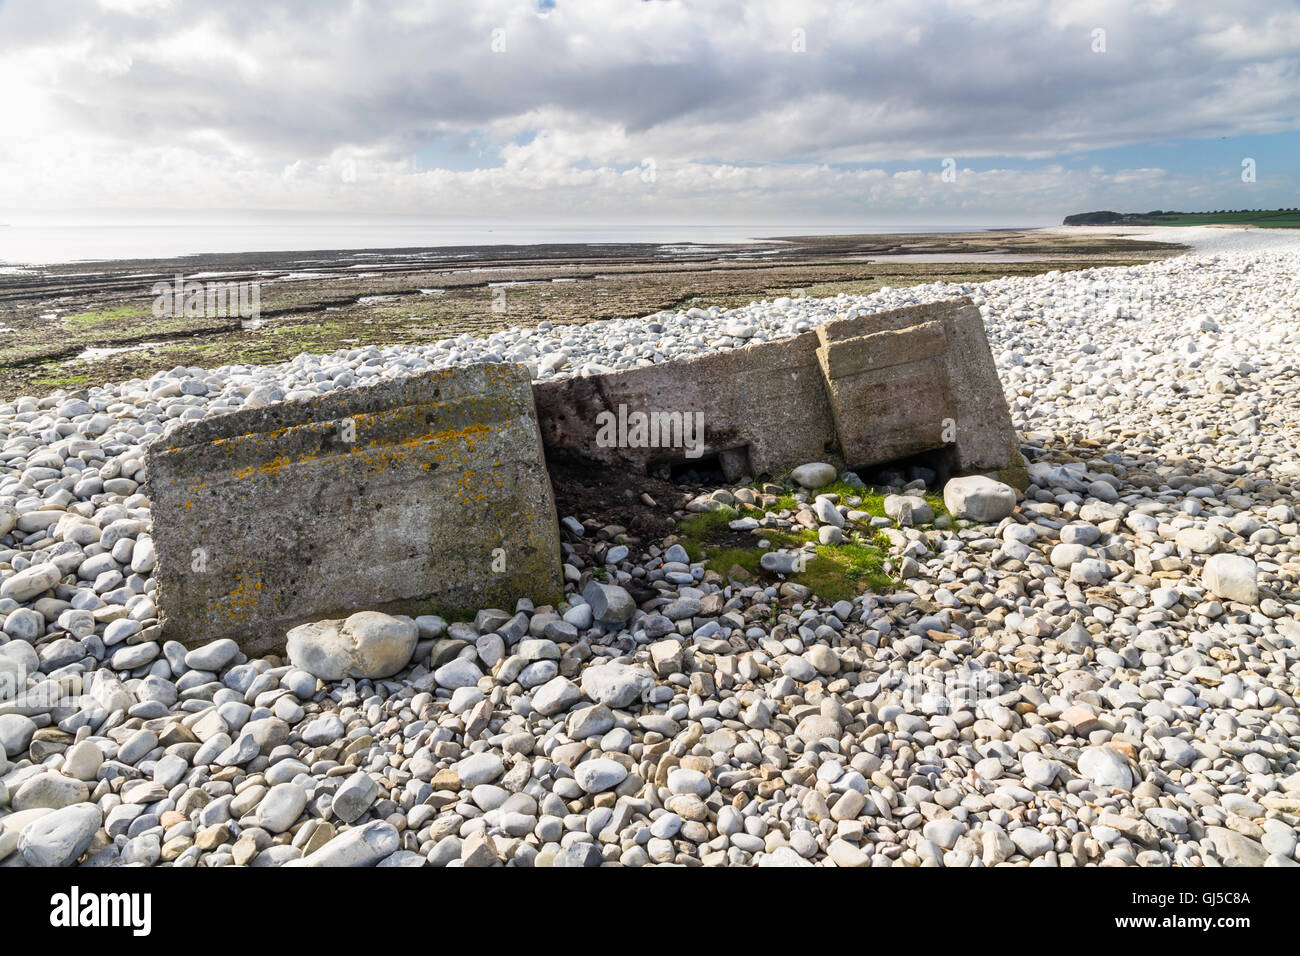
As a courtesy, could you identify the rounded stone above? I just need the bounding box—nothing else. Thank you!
[18,803,103,867]
[573,758,628,794]
[256,783,309,833]
[286,611,418,680]
[943,476,1017,523]
[1202,554,1258,605]
[791,462,837,489]
[1077,746,1133,791]
[0,714,38,759]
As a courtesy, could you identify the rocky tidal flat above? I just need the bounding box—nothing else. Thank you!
[1,226,1299,868]
[0,229,1175,400]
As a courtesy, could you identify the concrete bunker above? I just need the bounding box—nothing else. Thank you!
[145,296,1022,652]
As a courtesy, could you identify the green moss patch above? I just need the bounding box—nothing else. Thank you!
[675,502,896,603]
[675,506,738,549]
[61,306,149,329]
[30,372,92,389]
[754,478,948,523]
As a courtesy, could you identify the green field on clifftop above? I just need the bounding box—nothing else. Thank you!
[1066,209,1300,228]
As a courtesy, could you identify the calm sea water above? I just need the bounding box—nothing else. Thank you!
[0,221,1034,266]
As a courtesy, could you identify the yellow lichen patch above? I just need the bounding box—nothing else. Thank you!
[219,418,498,486]
[233,455,293,480]
[221,570,266,623]
[212,425,296,454]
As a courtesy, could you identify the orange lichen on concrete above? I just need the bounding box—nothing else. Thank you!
[221,570,267,623]
[233,455,293,481]
[219,421,496,486]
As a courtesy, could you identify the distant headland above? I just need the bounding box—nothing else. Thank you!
[1064,209,1300,228]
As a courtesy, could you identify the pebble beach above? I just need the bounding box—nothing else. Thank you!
[2,224,1299,868]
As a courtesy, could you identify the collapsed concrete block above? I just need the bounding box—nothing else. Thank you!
[535,297,1022,485]
[815,317,955,465]
[145,364,562,653]
[815,298,1022,482]
[534,331,835,481]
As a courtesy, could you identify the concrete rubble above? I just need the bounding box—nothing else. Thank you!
[144,364,562,653]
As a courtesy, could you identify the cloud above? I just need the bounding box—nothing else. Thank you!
[0,0,1296,219]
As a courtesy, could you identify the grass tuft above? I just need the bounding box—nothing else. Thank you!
[675,507,738,549]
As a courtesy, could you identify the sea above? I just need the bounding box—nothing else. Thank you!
[0,221,1042,267]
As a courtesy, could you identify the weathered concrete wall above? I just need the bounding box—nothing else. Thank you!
[815,318,956,465]
[146,364,563,653]
[935,302,1026,484]
[535,297,1021,483]
[534,331,836,481]
[815,297,1021,481]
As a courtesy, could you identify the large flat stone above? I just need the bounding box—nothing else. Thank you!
[146,364,562,653]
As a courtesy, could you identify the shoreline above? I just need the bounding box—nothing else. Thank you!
[0,223,1051,270]
[0,228,1183,401]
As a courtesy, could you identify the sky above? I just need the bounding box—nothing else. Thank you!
[1,0,1298,227]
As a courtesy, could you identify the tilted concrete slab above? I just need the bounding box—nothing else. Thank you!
[815,319,956,465]
[936,301,1027,485]
[145,364,562,653]
[815,298,1022,482]
[535,296,1022,485]
[534,331,837,481]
